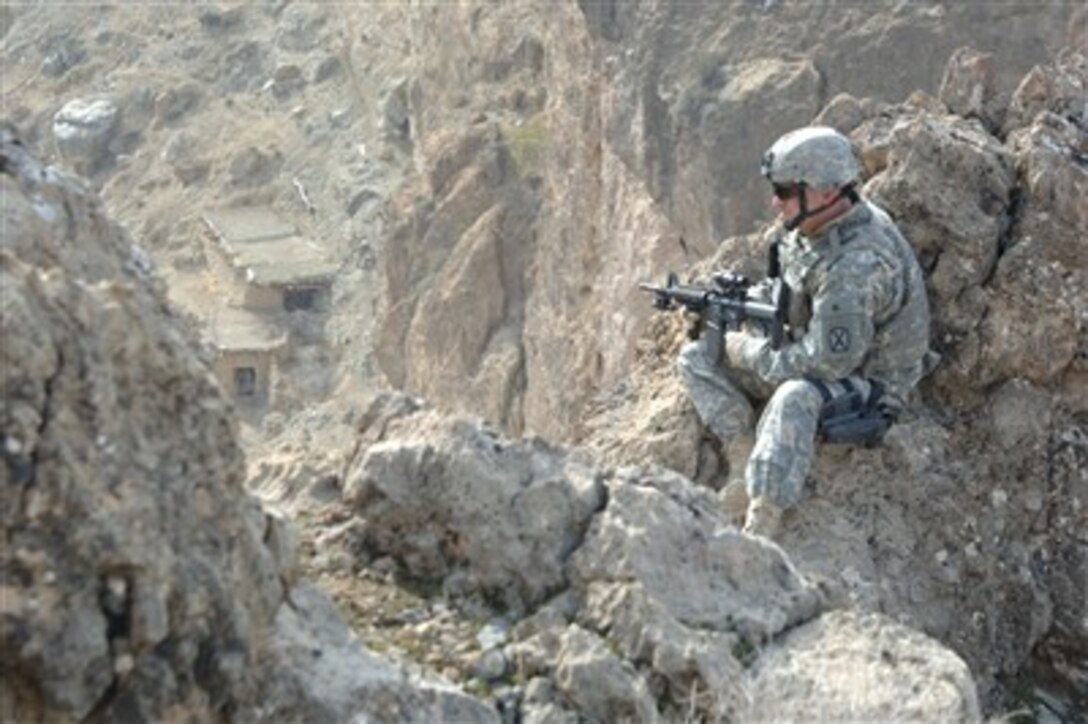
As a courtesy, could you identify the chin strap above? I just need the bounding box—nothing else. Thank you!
[783,184,859,231]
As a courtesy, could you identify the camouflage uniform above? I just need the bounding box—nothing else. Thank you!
[678,199,930,509]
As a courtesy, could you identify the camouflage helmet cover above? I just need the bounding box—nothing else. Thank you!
[760,126,860,189]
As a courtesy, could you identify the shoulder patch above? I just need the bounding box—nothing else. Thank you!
[828,325,852,354]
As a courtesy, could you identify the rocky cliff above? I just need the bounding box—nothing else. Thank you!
[581,48,1088,713]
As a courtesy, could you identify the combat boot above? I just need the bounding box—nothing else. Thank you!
[742,497,783,539]
[718,480,749,525]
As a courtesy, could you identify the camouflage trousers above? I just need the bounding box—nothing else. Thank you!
[677,338,871,509]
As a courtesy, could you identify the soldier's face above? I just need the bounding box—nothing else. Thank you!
[770,183,802,216]
[772,185,837,211]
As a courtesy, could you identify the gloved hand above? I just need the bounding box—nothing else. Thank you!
[745,277,776,304]
[725,330,754,368]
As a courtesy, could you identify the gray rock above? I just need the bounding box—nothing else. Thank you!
[1009,105,1088,233]
[523,676,559,705]
[745,610,981,722]
[314,55,342,84]
[162,131,209,185]
[343,394,606,611]
[199,6,244,34]
[860,111,1014,305]
[553,625,659,723]
[221,40,267,93]
[153,83,202,127]
[987,379,1052,448]
[568,468,824,641]
[40,32,86,77]
[381,78,414,148]
[247,583,499,723]
[270,63,306,100]
[2,136,279,720]
[53,97,120,175]
[275,4,327,52]
[227,146,283,187]
[470,647,510,682]
[579,580,746,720]
[1004,47,1088,133]
[814,92,887,135]
[939,46,1006,131]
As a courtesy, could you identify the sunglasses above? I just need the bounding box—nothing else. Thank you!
[772,183,802,200]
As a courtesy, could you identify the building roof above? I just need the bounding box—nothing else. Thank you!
[203,206,297,243]
[203,206,338,286]
[209,307,287,353]
[234,235,340,286]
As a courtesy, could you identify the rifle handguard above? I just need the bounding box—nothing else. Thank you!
[639,271,788,355]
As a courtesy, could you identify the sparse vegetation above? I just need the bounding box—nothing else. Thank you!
[504,113,549,176]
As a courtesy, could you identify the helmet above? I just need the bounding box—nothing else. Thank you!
[760,126,860,190]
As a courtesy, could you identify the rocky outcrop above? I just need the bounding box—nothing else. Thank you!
[340,392,980,721]
[0,133,495,722]
[374,127,539,431]
[573,49,1088,712]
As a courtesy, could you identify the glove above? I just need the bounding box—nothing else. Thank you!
[725,331,753,368]
[745,278,776,304]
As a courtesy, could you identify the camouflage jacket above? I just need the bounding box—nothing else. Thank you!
[730,200,931,403]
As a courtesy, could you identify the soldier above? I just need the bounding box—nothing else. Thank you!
[677,126,931,538]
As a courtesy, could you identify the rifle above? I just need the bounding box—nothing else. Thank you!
[639,271,787,363]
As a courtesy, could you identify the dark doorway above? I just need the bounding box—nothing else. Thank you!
[283,287,319,312]
[234,367,257,397]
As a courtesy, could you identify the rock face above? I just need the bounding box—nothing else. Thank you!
[0,133,495,723]
[341,392,980,721]
[373,127,539,430]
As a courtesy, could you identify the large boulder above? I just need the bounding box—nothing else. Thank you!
[52,97,120,176]
[938,46,1004,132]
[342,393,607,612]
[1003,47,1087,134]
[745,610,981,722]
[859,111,1015,308]
[567,470,823,641]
